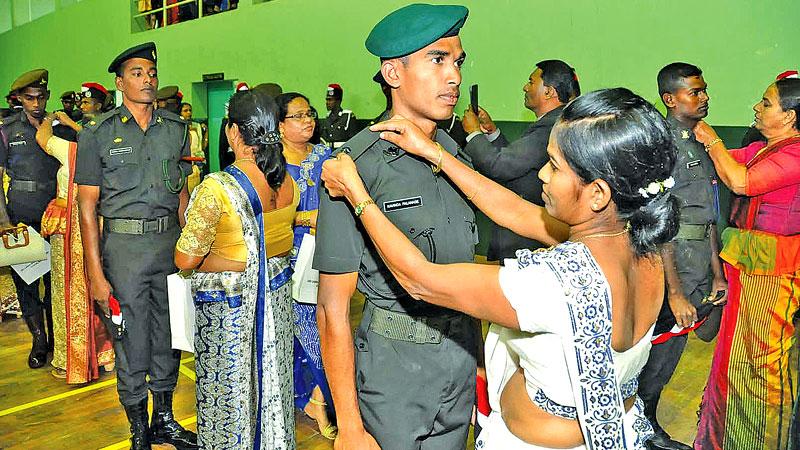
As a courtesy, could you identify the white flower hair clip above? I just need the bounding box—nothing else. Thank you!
[638,176,675,198]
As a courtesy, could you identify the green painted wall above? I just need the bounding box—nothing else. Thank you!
[1,0,797,125]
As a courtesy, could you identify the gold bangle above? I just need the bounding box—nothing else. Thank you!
[354,199,375,217]
[431,143,444,174]
[704,138,722,152]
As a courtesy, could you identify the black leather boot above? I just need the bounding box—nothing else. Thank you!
[23,312,48,368]
[150,391,198,449]
[124,397,152,450]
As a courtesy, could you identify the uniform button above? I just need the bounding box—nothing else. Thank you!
[357,343,365,350]
[407,334,414,339]
[150,184,154,188]
[409,227,416,234]
[386,316,393,321]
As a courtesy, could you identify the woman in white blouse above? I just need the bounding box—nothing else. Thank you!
[320,88,679,449]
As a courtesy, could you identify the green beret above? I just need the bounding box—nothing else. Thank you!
[10,69,48,93]
[60,90,75,100]
[365,4,468,59]
[156,85,179,101]
[108,42,157,74]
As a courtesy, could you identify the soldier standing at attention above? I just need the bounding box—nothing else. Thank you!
[74,42,197,450]
[638,62,728,450]
[0,69,75,368]
[314,4,479,450]
[320,83,357,148]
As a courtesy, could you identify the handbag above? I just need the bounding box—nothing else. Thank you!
[291,233,319,304]
[167,272,195,353]
[0,225,47,267]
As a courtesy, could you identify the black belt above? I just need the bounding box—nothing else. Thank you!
[365,301,460,344]
[103,216,176,235]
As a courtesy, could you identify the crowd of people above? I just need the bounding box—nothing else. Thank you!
[1,3,800,450]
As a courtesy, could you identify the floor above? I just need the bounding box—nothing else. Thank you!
[0,291,714,449]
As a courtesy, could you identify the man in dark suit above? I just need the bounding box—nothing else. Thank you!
[461,60,579,260]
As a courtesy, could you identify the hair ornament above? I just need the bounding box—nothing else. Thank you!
[638,176,675,198]
[257,130,281,145]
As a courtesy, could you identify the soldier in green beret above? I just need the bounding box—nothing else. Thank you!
[74,42,197,450]
[314,4,478,450]
[0,68,77,369]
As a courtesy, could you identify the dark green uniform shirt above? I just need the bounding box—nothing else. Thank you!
[74,105,190,219]
[313,126,477,315]
[0,111,73,223]
[320,106,357,145]
[668,115,718,226]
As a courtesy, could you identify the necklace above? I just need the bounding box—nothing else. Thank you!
[236,157,256,164]
[574,222,631,242]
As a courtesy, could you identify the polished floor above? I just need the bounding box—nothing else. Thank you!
[0,290,714,449]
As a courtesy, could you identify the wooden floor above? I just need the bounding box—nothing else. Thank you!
[0,291,714,449]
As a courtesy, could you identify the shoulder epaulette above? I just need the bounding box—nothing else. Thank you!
[336,127,381,161]
[0,112,21,127]
[84,108,119,130]
[157,109,186,124]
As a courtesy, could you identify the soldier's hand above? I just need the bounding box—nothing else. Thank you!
[321,154,369,205]
[477,107,496,134]
[668,293,698,328]
[90,276,113,317]
[334,428,381,450]
[369,115,440,163]
[693,120,720,147]
[711,277,728,305]
[462,108,481,134]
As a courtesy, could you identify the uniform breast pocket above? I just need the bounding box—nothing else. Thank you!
[103,151,141,192]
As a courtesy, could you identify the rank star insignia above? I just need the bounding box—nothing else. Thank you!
[89,120,97,126]
[156,117,163,124]
[681,130,690,139]
[121,116,129,123]
[113,137,123,143]
[40,78,46,85]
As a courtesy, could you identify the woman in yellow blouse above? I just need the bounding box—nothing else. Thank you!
[175,90,298,449]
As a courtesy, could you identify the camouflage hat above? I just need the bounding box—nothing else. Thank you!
[10,69,48,93]
[365,4,468,59]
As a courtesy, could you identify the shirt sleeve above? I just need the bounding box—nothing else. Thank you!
[312,178,365,273]
[176,179,222,257]
[45,135,71,166]
[0,127,7,167]
[498,259,565,334]
[74,128,101,186]
[746,143,800,196]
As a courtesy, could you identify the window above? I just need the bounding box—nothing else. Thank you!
[132,0,241,32]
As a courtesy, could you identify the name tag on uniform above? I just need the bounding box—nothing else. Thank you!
[9,140,25,146]
[109,147,133,156]
[686,160,701,169]
[383,196,423,212]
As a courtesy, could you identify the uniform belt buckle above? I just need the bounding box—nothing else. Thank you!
[129,220,144,234]
[156,216,169,233]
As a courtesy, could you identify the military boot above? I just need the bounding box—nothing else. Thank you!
[124,397,152,450]
[23,312,48,368]
[150,391,198,449]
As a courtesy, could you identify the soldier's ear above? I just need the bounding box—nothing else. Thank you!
[662,92,676,109]
[115,76,125,93]
[381,60,402,89]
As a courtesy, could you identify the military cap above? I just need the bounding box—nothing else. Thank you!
[60,90,75,100]
[108,42,157,74]
[10,69,49,93]
[365,4,468,59]
[327,83,343,99]
[251,82,283,99]
[156,85,180,101]
[81,82,109,102]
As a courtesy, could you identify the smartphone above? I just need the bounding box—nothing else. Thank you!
[470,84,479,114]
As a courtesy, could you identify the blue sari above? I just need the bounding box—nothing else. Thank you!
[191,166,295,449]
[286,143,334,410]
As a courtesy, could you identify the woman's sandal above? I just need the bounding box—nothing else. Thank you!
[305,397,338,440]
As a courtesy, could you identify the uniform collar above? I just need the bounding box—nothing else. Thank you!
[118,104,162,127]
[667,114,696,141]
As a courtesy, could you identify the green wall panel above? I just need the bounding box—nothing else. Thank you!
[0,0,797,127]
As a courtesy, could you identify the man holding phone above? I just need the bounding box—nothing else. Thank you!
[638,62,728,450]
[460,60,579,260]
